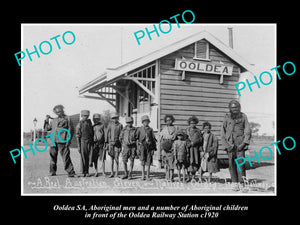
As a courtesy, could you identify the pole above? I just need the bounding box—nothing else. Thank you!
[33,117,37,143]
[120,26,123,64]
[228,27,234,49]
[33,126,36,143]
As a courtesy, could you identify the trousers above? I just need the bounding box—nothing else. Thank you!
[79,139,92,174]
[49,143,75,175]
[228,146,246,183]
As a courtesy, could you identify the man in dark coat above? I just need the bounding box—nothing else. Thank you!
[76,110,94,177]
[221,100,251,191]
[91,113,106,177]
[44,105,76,177]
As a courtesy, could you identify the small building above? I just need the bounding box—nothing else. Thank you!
[78,30,254,162]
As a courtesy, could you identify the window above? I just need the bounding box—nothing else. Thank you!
[194,40,210,60]
[138,88,150,113]
[127,63,156,114]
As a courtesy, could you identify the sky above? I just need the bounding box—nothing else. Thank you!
[22,24,276,135]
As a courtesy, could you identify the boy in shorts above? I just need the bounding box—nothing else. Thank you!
[120,116,137,180]
[107,113,123,178]
[173,130,189,183]
[91,113,106,177]
[136,115,157,181]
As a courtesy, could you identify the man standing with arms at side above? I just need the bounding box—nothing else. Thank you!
[221,100,251,191]
[106,113,123,178]
[76,110,94,177]
[44,104,76,177]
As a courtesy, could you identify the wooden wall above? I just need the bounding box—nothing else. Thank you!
[159,40,241,154]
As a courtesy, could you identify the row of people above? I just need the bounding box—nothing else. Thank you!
[75,110,219,183]
[44,100,251,190]
[76,111,157,181]
[160,115,219,183]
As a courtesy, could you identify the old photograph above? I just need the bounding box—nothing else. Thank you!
[21,24,276,195]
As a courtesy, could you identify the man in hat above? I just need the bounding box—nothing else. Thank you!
[75,110,94,177]
[119,116,137,180]
[221,100,251,191]
[136,115,157,181]
[44,104,76,177]
[91,113,106,177]
[106,112,123,178]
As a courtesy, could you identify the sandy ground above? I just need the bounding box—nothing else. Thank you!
[22,139,275,195]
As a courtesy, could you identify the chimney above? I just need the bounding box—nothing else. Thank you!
[228,27,233,49]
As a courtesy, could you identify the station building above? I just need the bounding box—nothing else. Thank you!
[78,30,254,162]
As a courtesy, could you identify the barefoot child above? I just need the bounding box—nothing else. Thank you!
[91,113,106,177]
[120,116,137,180]
[186,116,203,182]
[75,110,94,177]
[107,113,123,178]
[160,115,178,181]
[136,115,157,181]
[173,130,189,183]
[199,121,219,183]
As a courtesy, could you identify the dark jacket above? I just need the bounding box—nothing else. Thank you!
[120,125,137,146]
[44,115,73,145]
[203,132,218,162]
[107,122,123,143]
[136,126,157,150]
[186,127,203,147]
[75,119,94,142]
[221,112,251,151]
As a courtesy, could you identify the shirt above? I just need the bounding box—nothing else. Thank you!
[136,126,156,143]
[93,122,105,143]
[203,132,210,152]
[173,140,189,161]
[221,112,251,150]
[75,119,94,141]
[44,115,73,144]
[107,122,123,142]
[120,125,137,145]
[202,132,218,161]
[186,127,202,146]
[160,125,178,141]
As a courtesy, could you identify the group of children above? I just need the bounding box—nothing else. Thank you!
[75,110,157,181]
[160,115,219,183]
[75,110,219,183]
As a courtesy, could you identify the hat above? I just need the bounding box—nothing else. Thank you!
[111,112,119,119]
[81,110,90,116]
[228,99,241,108]
[125,116,134,123]
[93,113,101,119]
[176,130,185,137]
[141,115,150,122]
